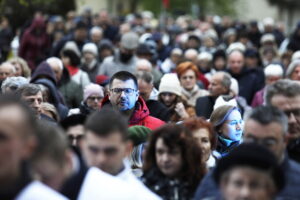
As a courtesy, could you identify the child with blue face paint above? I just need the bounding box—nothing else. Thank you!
[210,105,244,158]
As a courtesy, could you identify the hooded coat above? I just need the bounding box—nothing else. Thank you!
[19,17,50,70]
[101,96,165,130]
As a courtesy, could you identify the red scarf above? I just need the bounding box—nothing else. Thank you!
[66,65,79,76]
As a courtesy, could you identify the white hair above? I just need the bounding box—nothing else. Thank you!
[0,62,16,74]
[264,64,283,77]
[184,49,198,60]
[90,26,103,36]
[46,57,63,70]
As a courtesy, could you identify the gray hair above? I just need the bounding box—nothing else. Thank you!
[285,60,300,79]
[265,79,300,105]
[1,76,29,93]
[16,83,42,97]
[246,105,288,134]
[134,71,154,85]
[218,71,232,90]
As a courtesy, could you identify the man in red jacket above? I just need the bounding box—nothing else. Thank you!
[101,71,164,130]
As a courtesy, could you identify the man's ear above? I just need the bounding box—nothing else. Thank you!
[125,140,134,157]
[108,89,112,101]
[22,134,37,160]
[135,90,139,101]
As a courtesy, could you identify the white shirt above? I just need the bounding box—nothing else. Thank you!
[78,167,139,200]
[117,163,161,200]
[16,181,68,200]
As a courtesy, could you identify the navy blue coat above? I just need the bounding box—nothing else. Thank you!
[228,67,265,105]
[193,155,300,200]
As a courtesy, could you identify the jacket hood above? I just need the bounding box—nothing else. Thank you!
[31,61,57,85]
[33,78,60,106]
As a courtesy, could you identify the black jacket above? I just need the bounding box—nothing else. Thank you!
[195,96,216,119]
[228,67,265,105]
[146,99,170,122]
[142,167,195,200]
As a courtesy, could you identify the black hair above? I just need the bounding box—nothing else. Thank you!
[61,49,81,66]
[109,71,138,89]
[85,108,128,140]
[60,114,86,130]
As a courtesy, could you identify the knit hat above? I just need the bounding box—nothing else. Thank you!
[121,32,139,50]
[83,43,98,56]
[83,83,104,101]
[213,143,285,192]
[158,73,182,96]
[128,125,152,146]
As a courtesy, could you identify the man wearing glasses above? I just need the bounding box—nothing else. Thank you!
[266,79,300,163]
[101,71,165,130]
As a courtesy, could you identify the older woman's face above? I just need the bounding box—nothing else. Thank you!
[179,69,197,91]
[155,138,183,178]
[193,128,212,162]
[221,110,244,141]
[12,62,23,77]
[291,65,300,81]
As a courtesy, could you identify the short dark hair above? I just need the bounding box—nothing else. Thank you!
[16,83,41,97]
[109,71,138,89]
[85,108,128,140]
[246,105,288,134]
[60,114,86,130]
[61,49,81,66]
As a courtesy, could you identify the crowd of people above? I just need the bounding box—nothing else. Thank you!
[0,8,300,200]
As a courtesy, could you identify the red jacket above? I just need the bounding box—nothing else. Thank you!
[101,96,165,130]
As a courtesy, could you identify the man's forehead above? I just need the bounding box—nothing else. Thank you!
[271,94,300,110]
[0,105,26,125]
[111,78,136,88]
[23,91,43,98]
[212,74,223,82]
[244,119,283,136]
[86,130,124,141]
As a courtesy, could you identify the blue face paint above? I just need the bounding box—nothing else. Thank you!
[222,109,244,141]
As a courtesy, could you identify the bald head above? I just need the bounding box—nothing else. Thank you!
[227,50,245,74]
[0,62,16,81]
[136,59,152,72]
[46,57,63,82]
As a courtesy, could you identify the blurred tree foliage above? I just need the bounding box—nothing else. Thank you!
[140,0,238,18]
[267,0,300,7]
[0,0,75,32]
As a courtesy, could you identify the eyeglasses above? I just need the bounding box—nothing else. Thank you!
[110,88,137,96]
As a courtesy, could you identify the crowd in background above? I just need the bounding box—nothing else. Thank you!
[0,8,300,200]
